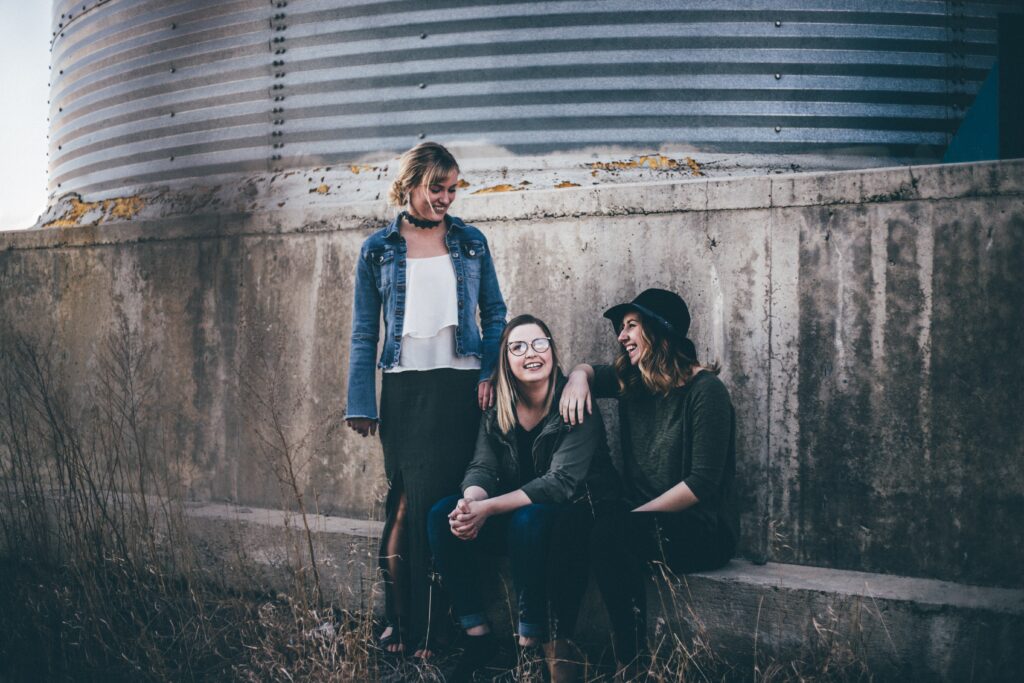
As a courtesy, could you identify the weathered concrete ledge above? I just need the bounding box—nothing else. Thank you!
[3,159,1022,251]
[184,504,1024,681]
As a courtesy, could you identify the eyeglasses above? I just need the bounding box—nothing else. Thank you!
[507,337,551,356]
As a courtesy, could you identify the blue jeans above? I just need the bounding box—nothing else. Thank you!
[427,495,558,639]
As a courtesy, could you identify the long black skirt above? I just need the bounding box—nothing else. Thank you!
[378,368,481,645]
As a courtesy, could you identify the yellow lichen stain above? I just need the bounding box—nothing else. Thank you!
[104,195,145,220]
[589,154,683,172]
[457,179,471,189]
[471,184,519,195]
[315,184,330,194]
[43,193,144,228]
[555,181,581,189]
[349,164,377,174]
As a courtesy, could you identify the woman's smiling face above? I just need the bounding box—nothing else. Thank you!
[507,323,553,385]
[618,312,649,366]
[409,168,459,222]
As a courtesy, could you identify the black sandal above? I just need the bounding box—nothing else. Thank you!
[377,624,409,655]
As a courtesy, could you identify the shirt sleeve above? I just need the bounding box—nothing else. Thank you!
[681,377,733,503]
[344,245,382,420]
[592,364,620,399]
[461,419,499,495]
[520,409,607,504]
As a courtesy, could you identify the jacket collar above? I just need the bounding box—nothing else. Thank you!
[384,213,465,242]
[486,373,568,446]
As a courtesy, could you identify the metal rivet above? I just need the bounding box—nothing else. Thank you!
[418,132,425,139]
[169,112,174,117]
[418,83,426,89]
[774,73,781,79]
[170,156,175,161]
[775,20,782,27]
[421,33,428,39]
[775,126,782,133]
[170,67,176,73]
[171,23,176,29]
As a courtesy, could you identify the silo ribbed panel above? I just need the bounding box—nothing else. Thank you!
[48,0,1017,198]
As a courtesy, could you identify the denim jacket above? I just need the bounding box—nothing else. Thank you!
[345,214,507,421]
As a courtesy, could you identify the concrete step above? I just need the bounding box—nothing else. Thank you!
[184,503,1024,681]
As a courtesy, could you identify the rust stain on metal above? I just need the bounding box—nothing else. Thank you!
[555,181,581,189]
[471,184,520,195]
[43,193,145,228]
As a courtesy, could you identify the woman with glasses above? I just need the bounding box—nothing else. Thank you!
[345,142,507,658]
[427,314,619,682]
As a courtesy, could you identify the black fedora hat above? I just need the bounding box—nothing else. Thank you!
[604,288,691,343]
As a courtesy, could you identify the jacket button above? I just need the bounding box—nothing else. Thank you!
[452,252,459,258]
[458,301,464,308]
[458,276,463,282]
[468,249,476,256]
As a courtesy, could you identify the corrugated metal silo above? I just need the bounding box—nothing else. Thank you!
[48,0,1020,201]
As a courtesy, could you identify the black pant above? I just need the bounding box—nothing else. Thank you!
[587,502,734,664]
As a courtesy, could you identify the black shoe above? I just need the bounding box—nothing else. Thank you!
[447,633,498,682]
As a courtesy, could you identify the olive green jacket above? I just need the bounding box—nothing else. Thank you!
[461,377,621,504]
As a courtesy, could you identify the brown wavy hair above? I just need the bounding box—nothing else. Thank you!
[613,312,719,396]
[494,315,561,434]
[387,142,459,207]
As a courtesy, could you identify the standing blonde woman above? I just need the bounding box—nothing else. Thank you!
[345,142,507,657]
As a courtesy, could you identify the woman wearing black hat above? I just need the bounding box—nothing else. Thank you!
[559,288,739,675]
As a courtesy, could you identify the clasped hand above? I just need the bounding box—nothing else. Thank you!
[448,498,488,540]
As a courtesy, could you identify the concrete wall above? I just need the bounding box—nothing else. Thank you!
[2,160,1022,588]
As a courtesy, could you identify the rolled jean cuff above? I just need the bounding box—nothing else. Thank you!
[457,612,488,630]
[518,621,546,638]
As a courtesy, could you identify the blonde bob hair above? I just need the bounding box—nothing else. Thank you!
[613,312,718,396]
[387,142,460,207]
[494,314,561,434]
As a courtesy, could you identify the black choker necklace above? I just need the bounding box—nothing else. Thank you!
[401,211,442,229]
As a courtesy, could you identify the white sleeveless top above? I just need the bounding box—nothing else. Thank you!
[386,254,481,373]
